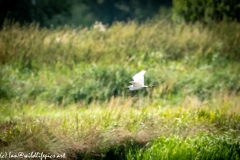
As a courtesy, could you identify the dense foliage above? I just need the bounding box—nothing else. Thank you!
[173,0,240,23]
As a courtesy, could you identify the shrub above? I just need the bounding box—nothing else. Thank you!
[173,0,240,23]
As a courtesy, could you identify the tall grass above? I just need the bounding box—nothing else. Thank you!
[127,133,240,160]
[1,19,240,66]
[1,19,240,104]
[0,18,240,159]
[0,94,239,159]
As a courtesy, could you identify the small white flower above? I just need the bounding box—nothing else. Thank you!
[55,37,61,43]
[93,21,106,32]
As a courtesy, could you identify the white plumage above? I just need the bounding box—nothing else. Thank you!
[127,70,149,91]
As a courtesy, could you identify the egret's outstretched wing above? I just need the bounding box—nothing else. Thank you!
[129,81,143,87]
[132,70,146,85]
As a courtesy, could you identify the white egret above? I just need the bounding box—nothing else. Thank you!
[126,70,153,91]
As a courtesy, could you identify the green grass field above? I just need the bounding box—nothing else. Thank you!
[0,19,240,159]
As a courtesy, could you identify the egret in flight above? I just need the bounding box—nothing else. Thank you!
[126,70,153,91]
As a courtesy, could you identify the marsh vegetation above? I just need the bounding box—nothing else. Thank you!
[0,19,240,159]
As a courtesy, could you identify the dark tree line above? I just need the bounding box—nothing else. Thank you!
[0,0,71,26]
[0,0,172,27]
[79,0,172,23]
[2,0,239,28]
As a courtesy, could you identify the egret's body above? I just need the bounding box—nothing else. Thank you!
[127,70,151,91]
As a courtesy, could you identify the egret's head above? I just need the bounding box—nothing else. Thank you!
[148,85,154,88]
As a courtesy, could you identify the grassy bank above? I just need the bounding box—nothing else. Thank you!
[0,19,240,159]
[1,95,240,159]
